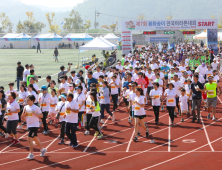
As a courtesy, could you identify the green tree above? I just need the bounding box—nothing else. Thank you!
[16,20,24,33]
[84,20,91,31]
[0,12,13,33]
[63,9,84,32]
[46,13,61,34]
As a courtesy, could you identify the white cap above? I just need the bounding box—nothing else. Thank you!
[163,62,167,65]
[136,61,139,63]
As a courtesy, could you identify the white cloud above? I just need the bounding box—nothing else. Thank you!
[20,0,84,8]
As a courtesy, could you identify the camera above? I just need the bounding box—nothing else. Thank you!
[68,63,73,65]
[37,76,41,78]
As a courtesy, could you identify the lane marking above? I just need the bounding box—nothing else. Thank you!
[168,117,171,152]
[141,137,222,170]
[182,139,196,143]
[126,129,135,152]
[217,96,222,104]
[45,136,60,149]
[200,114,214,151]
[83,116,110,152]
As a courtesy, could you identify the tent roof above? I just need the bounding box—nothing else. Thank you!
[32,33,62,39]
[2,33,31,38]
[79,37,117,50]
[103,33,119,40]
[62,33,93,41]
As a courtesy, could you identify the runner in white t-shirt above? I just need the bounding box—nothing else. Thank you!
[179,89,189,122]
[22,95,47,159]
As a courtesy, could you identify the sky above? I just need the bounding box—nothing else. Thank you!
[20,0,85,8]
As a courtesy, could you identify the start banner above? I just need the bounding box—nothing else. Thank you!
[122,19,218,31]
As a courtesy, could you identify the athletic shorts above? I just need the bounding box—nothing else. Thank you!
[134,115,146,119]
[55,56,58,59]
[28,127,38,138]
[207,97,217,108]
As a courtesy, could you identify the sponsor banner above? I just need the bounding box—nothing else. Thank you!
[122,19,218,31]
[207,29,218,55]
[35,38,62,41]
[121,30,132,55]
[4,38,30,41]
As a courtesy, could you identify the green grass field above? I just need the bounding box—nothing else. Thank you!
[0,49,122,90]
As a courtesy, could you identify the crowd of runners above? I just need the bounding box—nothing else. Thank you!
[0,42,221,160]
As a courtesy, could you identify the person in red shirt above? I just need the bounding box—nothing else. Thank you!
[135,72,146,90]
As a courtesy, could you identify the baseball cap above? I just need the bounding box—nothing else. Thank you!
[75,79,81,85]
[59,76,65,80]
[59,94,67,99]
[41,85,47,91]
[136,61,139,63]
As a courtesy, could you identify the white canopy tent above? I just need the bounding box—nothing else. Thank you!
[0,33,31,49]
[79,37,117,50]
[193,32,207,39]
[31,33,62,49]
[103,33,120,44]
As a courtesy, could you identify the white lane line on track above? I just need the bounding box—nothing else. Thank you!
[141,137,222,170]
[45,136,60,150]
[126,129,135,152]
[168,117,171,152]
[83,116,110,152]
[217,96,222,104]
[85,115,222,170]
[200,114,214,151]
[0,132,29,153]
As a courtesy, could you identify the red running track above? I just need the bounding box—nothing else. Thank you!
[1,89,222,169]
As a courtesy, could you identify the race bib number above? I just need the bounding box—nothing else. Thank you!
[186,94,190,97]
[168,99,174,103]
[18,98,24,103]
[60,112,65,116]
[41,103,47,107]
[135,106,140,111]
[213,80,217,83]
[50,104,55,108]
[111,85,115,89]
[66,110,71,114]
[126,94,129,99]
[79,104,81,108]
[7,112,12,116]
[208,90,214,96]
[138,85,142,88]
[86,104,90,108]
[100,96,104,99]
[0,104,2,109]
[195,63,199,66]
[154,95,159,98]
[26,112,33,117]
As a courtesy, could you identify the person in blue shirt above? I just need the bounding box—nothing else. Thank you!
[161,62,170,80]
[123,73,133,89]
[87,71,98,91]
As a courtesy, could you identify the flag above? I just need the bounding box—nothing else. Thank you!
[170,42,175,49]
[158,42,162,51]
[168,41,170,50]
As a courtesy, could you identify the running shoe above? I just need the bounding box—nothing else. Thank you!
[69,142,73,146]
[146,131,149,137]
[17,125,23,129]
[10,139,16,143]
[0,132,3,136]
[76,126,80,131]
[94,131,99,136]
[181,118,184,122]
[22,122,26,125]
[137,132,141,136]
[49,120,53,124]
[133,136,138,142]
[58,140,65,145]
[212,116,216,121]
[72,144,79,148]
[174,112,177,117]
[55,123,58,127]
[84,130,90,135]
[171,121,174,125]
[43,130,49,135]
[5,133,9,138]
[191,118,195,123]
[100,119,104,124]
[97,134,103,139]
[128,119,132,125]
[13,140,20,145]
[40,148,47,157]
[27,153,34,159]
[197,119,200,123]
[207,113,211,119]
[112,115,115,122]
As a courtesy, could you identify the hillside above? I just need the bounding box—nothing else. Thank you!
[1,0,222,32]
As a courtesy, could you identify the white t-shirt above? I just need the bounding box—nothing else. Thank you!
[90,101,101,117]
[172,80,183,96]
[147,73,153,87]
[59,82,69,94]
[72,76,78,83]
[164,89,177,106]
[18,91,28,104]
[184,84,192,100]
[110,80,119,95]
[154,79,163,93]
[7,100,20,121]
[50,96,58,113]
[38,93,52,112]
[213,75,220,83]
[33,83,39,93]
[5,89,17,99]
[179,66,186,73]
[134,95,145,116]
[24,104,41,128]
[149,89,162,106]
[205,70,213,81]
[179,95,189,111]
[85,93,92,114]
[55,101,66,122]
[116,65,123,72]
[211,62,218,70]
[129,92,137,111]
[23,69,30,81]
[93,72,104,81]
[27,90,38,103]
[65,100,79,123]
[73,93,86,112]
